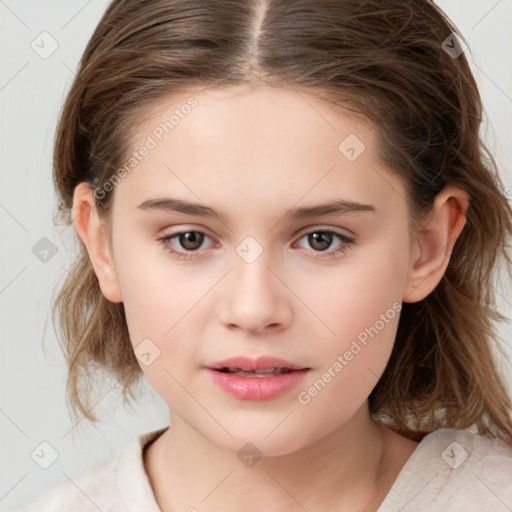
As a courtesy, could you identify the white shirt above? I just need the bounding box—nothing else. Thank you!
[20,426,512,511]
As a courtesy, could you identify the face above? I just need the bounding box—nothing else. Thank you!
[105,85,414,455]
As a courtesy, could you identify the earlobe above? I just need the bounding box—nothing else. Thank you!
[72,182,123,303]
[403,186,469,303]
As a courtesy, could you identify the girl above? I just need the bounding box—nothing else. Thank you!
[22,0,512,511]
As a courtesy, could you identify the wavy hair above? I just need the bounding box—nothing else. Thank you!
[51,0,512,443]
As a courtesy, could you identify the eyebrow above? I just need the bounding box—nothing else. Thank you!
[137,197,376,223]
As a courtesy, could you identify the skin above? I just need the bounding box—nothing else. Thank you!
[72,84,469,511]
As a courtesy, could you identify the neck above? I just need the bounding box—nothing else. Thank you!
[144,403,412,512]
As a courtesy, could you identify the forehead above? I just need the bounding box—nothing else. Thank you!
[134,84,374,153]
[112,85,406,220]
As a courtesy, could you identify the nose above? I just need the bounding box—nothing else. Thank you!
[217,248,292,334]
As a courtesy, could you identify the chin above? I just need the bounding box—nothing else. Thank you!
[211,426,314,460]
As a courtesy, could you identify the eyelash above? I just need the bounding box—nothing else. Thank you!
[156,228,356,261]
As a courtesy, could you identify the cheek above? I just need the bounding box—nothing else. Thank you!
[116,269,197,401]
[112,235,218,395]
[302,233,408,345]
[293,233,408,405]
[113,227,206,340]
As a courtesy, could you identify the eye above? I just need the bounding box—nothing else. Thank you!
[294,229,355,258]
[156,230,214,260]
[156,228,355,261]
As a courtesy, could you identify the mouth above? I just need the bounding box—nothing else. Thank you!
[207,355,310,374]
[215,367,296,377]
[205,355,311,400]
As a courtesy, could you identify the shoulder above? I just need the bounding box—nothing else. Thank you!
[20,450,122,512]
[20,427,168,512]
[379,428,512,512]
[419,427,512,473]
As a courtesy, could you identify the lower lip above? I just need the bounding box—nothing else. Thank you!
[206,368,309,400]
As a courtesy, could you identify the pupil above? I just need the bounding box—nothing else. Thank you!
[310,232,332,251]
[181,232,203,250]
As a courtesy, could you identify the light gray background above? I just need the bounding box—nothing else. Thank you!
[1,1,511,510]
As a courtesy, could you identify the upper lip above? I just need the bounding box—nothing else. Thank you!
[207,355,309,371]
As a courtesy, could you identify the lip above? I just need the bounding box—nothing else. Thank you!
[207,355,309,372]
[205,355,310,400]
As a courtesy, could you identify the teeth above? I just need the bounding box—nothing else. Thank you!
[254,368,278,373]
[226,367,279,372]
[221,367,292,377]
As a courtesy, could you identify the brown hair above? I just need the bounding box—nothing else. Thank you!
[51,0,512,443]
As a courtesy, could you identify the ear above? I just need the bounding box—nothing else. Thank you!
[71,182,123,303]
[403,186,469,303]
